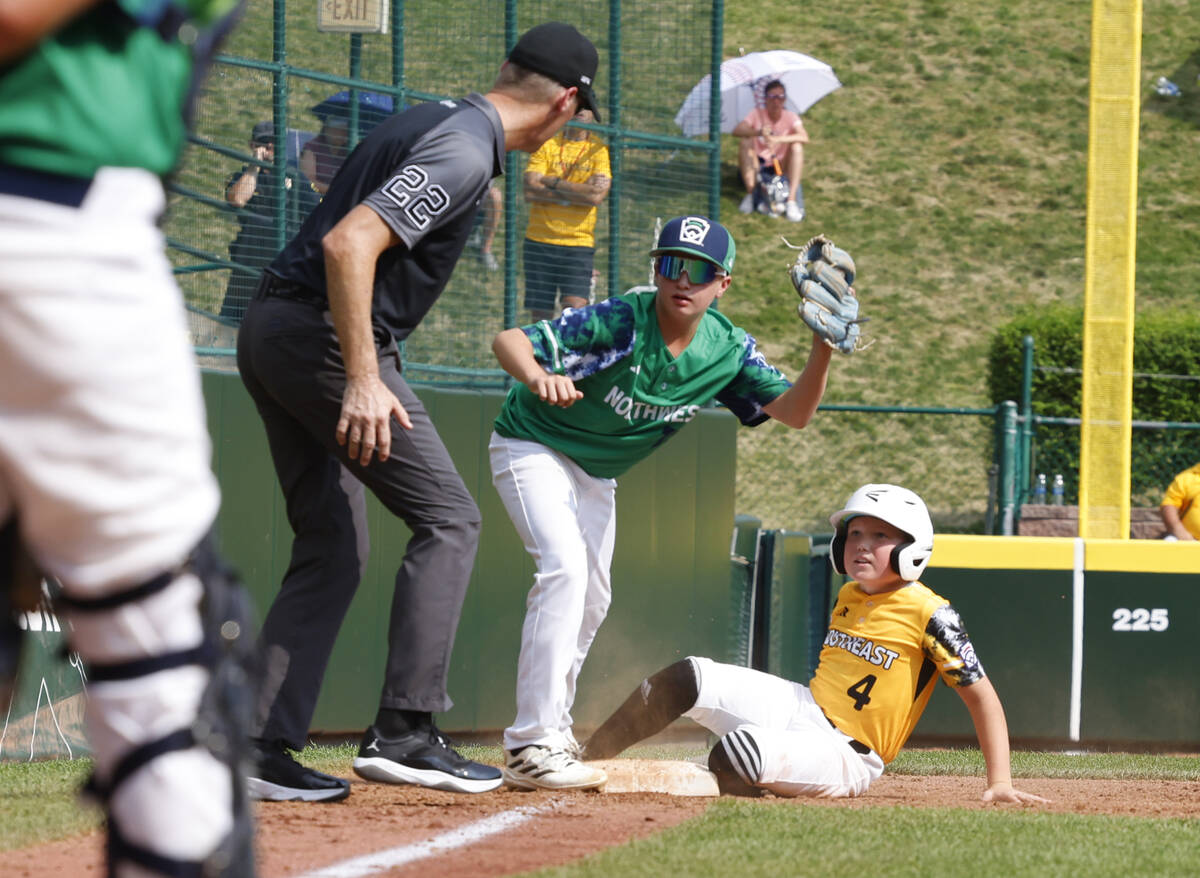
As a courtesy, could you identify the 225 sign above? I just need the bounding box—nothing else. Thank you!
[1111,607,1170,632]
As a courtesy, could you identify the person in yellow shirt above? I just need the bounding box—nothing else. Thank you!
[1160,461,1200,540]
[581,483,1049,803]
[522,108,610,320]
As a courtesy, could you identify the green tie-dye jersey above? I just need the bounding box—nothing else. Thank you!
[493,289,792,478]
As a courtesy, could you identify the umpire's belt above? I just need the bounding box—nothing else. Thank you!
[823,710,872,756]
[0,164,92,207]
[257,272,328,309]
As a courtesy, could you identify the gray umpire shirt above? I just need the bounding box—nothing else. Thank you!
[266,93,504,343]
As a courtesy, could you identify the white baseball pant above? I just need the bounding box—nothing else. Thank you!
[489,432,616,753]
[0,168,231,866]
[687,656,885,797]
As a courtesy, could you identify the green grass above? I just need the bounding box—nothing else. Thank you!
[4,743,1196,860]
[0,759,98,850]
[531,802,1200,878]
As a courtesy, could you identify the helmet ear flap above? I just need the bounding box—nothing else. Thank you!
[889,542,912,576]
[829,528,847,575]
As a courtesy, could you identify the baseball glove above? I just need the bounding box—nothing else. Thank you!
[788,234,866,354]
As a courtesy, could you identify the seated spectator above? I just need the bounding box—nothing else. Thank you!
[731,80,808,222]
[220,120,289,322]
[299,113,351,196]
[1160,461,1200,540]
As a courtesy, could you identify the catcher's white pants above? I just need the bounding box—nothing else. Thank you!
[0,169,230,865]
[489,433,616,752]
[686,656,884,798]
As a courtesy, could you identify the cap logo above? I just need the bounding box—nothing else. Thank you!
[581,75,592,85]
[678,216,711,245]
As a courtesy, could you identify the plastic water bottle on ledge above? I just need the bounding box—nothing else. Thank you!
[1033,473,1047,503]
[1052,474,1065,506]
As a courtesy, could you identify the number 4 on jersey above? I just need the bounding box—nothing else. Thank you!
[846,674,877,711]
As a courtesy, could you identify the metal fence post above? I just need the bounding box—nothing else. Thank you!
[998,400,1018,534]
[1020,334,1035,505]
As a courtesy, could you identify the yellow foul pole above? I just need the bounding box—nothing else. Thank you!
[1080,0,1141,539]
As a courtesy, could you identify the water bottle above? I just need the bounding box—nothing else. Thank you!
[1155,76,1181,97]
[1033,473,1047,503]
[1052,474,1065,506]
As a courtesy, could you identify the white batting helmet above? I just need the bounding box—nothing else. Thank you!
[829,484,934,581]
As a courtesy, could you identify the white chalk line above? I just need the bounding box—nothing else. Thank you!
[294,796,567,878]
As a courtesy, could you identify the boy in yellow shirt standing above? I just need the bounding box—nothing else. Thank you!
[583,484,1049,802]
[522,108,610,320]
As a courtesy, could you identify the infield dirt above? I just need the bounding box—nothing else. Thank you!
[6,771,1199,877]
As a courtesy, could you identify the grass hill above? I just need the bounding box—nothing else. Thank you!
[718,0,1199,531]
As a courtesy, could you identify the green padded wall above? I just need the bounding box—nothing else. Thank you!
[201,371,738,737]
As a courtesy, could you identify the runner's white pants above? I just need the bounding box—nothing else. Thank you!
[0,168,229,863]
[489,433,616,752]
[687,656,885,797]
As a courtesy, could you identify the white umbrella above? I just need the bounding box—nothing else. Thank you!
[674,50,842,136]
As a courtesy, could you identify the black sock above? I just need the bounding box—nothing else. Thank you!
[583,659,699,759]
[374,708,431,737]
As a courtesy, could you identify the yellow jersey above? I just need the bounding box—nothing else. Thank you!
[809,580,984,763]
[1161,462,1200,539]
[524,133,610,248]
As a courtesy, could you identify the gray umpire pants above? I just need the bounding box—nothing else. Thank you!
[236,292,481,750]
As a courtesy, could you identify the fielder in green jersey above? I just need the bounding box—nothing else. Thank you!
[489,215,835,791]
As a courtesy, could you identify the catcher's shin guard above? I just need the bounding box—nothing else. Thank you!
[58,534,257,877]
[708,729,766,797]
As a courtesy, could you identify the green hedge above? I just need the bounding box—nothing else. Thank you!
[988,306,1200,504]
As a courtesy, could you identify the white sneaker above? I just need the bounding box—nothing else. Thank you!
[738,192,754,214]
[503,745,607,791]
[785,200,804,222]
[482,251,499,271]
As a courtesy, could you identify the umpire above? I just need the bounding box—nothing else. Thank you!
[237,22,601,801]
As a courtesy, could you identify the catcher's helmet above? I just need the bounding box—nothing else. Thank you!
[829,484,934,582]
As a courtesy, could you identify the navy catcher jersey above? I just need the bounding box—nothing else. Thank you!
[267,94,504,342]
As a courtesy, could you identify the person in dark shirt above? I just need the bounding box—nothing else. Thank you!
[220,120,288,322]
[236,21,602,802]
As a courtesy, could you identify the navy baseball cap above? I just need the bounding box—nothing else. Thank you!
[251,121,275,144]
[508,22,601,121]
[650,215,737,274]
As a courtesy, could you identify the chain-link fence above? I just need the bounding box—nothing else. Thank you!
[173,0,724,382]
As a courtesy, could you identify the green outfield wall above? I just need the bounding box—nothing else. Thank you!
[203,371,740,738]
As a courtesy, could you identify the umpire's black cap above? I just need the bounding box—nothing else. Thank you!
[508,22,601,122]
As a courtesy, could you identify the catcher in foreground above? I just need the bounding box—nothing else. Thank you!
[789,233,867,354]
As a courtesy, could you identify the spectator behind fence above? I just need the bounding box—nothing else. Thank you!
[522,108,610,320]
[1160,461,1200,540]
[732,79,808,222]
[220,120,290,323]
[469,183,503,271]
[299,113,351,197]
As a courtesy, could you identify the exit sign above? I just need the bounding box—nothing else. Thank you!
[317,0,389,34]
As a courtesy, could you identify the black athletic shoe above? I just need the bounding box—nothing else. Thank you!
[247,739,350,802]
[353,724,503,793]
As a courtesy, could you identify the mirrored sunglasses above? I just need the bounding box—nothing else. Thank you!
[656,254,724,284]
